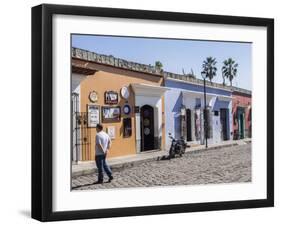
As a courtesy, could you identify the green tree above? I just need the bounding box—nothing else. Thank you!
[222,58,238,86]
[155,61,163,69]
[201,57,217,82]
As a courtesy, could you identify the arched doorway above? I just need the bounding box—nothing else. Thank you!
[140,105,154,151]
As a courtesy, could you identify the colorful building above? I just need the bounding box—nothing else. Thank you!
[232,87,252,139]
[71,48,252,163]
[164,73,233,149]
[71,48,169,163]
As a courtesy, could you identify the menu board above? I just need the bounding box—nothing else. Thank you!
[87,105,100,127]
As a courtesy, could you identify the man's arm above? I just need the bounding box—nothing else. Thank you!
[107,137,112,150]
[98,143,106,154]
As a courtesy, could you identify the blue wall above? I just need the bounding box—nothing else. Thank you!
[164,87,183,142]
[164,79,232,149]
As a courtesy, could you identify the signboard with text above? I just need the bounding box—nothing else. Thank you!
[87,105,100,127]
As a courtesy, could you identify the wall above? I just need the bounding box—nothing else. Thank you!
[78,60,163,159]
[1,1,280,226]
[232,92,252,138]
[165,78,232,148]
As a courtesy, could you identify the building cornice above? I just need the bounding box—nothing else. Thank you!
[72,47,251,96]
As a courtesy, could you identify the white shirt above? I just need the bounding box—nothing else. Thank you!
[95,131,111,156]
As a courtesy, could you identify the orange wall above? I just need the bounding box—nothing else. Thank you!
[79,62,164,160]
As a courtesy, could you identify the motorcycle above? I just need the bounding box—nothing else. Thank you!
[168,133,189,159]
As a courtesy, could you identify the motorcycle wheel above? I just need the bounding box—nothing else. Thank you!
[169,150,175,159]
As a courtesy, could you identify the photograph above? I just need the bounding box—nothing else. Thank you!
[31,3,273,221]
[71,34,252,190]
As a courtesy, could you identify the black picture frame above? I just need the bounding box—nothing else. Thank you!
[104,91,119,105]
[32,4,274,222]
[102,106,121,123]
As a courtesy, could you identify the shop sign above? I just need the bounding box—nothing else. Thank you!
[87,105,100,127]
[120,86,130,99]
[89,91,98,103]
[107,126,116,139]
[105,91,118,104]
[123,118,132,138]
[123,104,131,115]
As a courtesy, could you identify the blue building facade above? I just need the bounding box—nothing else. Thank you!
[164,77,233,149]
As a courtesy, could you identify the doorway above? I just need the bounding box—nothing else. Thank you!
[237,107,245,139]
[140,105,154,151]
[186,109,192,141]
[220,108,228,141]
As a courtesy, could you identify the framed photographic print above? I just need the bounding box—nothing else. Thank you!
[102,106,121,122]
[32,4,274,222]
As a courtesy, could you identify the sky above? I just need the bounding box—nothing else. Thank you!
[72,34,252,90]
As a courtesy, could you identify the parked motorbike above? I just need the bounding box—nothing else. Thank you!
[168,133,189,159]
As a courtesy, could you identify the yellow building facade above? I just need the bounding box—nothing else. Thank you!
[72,48,169,162]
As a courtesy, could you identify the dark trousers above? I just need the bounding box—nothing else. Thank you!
[95,154,112,182]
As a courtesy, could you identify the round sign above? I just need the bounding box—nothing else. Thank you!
[123,105,131,115]
[144,128,150,135]
[89,91,98,102]
[143,118,150,126]
[120,86,130,99]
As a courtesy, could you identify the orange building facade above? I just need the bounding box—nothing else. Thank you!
[72,48,169,162]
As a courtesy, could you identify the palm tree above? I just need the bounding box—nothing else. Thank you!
[201,57,217,83]
[222,58,238,86]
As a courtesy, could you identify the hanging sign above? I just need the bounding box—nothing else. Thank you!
[105,91,118,104]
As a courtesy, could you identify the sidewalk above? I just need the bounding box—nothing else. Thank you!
[72,138,251,177]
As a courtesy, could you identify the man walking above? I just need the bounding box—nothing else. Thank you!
[95,124,113,184]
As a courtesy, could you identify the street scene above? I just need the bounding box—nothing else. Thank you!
[71,35,252,190]
[72,142,251,190]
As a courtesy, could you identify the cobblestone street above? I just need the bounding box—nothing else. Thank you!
[72,143,251,190]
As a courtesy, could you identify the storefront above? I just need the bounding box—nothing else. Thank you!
[71,48,168,162]
[232,88,252,139]
[164,74,233,149]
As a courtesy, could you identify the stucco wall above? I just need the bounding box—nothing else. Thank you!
[164,79,232,149]
[78,62,164,160]
[232,92,252,138]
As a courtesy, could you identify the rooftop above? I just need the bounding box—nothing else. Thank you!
[72,47,251,95]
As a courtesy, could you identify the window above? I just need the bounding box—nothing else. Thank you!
[195,98,201,108]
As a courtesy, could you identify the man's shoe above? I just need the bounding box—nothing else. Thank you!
[108,176,114,183]
[93,180,103,184]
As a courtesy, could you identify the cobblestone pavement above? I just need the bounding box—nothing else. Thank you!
[72,143,251,190]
